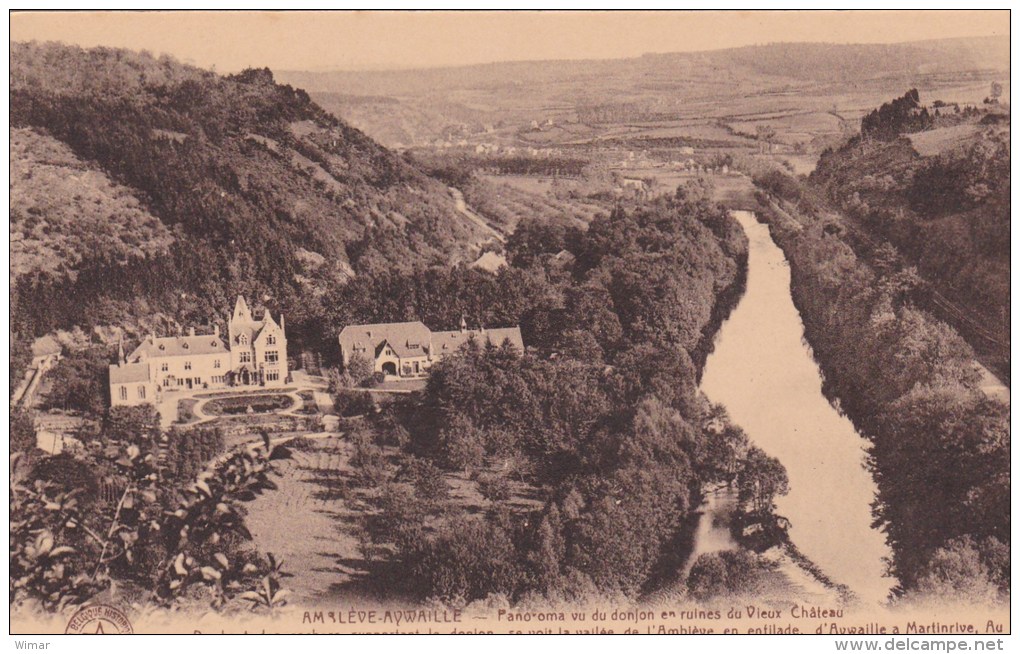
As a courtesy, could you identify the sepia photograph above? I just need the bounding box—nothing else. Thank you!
[6,6,1012,646]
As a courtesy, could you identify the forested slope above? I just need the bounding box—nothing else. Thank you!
[809,91,1009,377]
[10,42,484,348]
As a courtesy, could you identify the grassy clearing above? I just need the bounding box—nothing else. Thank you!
[907,123,980,157]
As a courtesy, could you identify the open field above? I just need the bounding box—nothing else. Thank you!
[468,175,609,230]
[243,435,373,604]
[907,123,982,157]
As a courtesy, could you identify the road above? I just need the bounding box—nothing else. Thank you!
[449,187,506,243]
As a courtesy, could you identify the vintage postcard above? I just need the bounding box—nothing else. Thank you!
[7,8,1011,644]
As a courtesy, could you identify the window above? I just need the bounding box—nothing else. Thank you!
[178,378,185,386]
[266,371,279,382]
[119,386,128,401]
[267,335,276,345]
[163,379,171,387]
[138,386,146,400]
[184,361,192,371]
[265,350,279,363]
[239,352,251,363]
[214,359,221,369]
[161,363,169,372]
[239,334,248,345]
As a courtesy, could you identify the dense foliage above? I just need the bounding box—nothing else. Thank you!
[811,93,1009,377]
[335,188,789,603]
[10,433,289,612]
[10,42,481,350]
[860,89,933,141]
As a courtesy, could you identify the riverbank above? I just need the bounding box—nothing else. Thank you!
[749,190,1009,599]
[700,210,893,605]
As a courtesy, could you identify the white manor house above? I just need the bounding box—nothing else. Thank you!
[109,295,289,407]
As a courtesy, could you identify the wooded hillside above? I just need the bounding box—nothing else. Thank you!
[10,42,484,346]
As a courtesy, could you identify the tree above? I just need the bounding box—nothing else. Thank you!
[41,348,110,417]
[11,407,37,453]
[910,537,999,603]
[402,515,522,602]
[701,404,750,484]
[687,552,729,599]
[344,351,375,386]
[755,125,777,154]
[737,446,789,516]
[437,414,486,470]
[102,404,161,447]
[10,331,33,398]
[687,549,779,599]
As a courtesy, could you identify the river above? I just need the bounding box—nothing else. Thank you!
[698,210,893,605]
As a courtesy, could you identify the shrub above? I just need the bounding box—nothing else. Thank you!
[477,473,512,503]
[11,407,37,453]
[402,515,523,602]
[29,453,101,506]
[437,414,485,471]
[403,456,450,508]
[162,426,225,482]
[686,550,779,599]
[335,389,376,417]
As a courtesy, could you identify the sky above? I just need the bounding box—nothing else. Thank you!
[10,10,1010,73]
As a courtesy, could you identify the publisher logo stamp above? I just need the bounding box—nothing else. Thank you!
[65,604,134,634]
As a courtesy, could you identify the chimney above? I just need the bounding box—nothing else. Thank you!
[189,327,196,337]
[460,315,468,333]
[214,324,220,337]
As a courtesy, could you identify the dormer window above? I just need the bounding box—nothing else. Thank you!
[267,335,276,345]
[182,342,189,349]
[159,344,165,350]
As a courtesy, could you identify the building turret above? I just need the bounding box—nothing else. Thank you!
[232,295,251,323]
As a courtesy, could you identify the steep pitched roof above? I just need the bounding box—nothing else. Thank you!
[129,334,227,359]
[338,321,431,359]
[109,361,152,384]
[253,312,283,346]
[432,327,524,356]
[232,295,252,322]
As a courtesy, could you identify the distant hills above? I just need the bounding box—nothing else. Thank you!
[10,42,489,343]
[278,36,1009,148]
[282,36,1009,95]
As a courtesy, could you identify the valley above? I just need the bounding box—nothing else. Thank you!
[9,29,1010,627]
